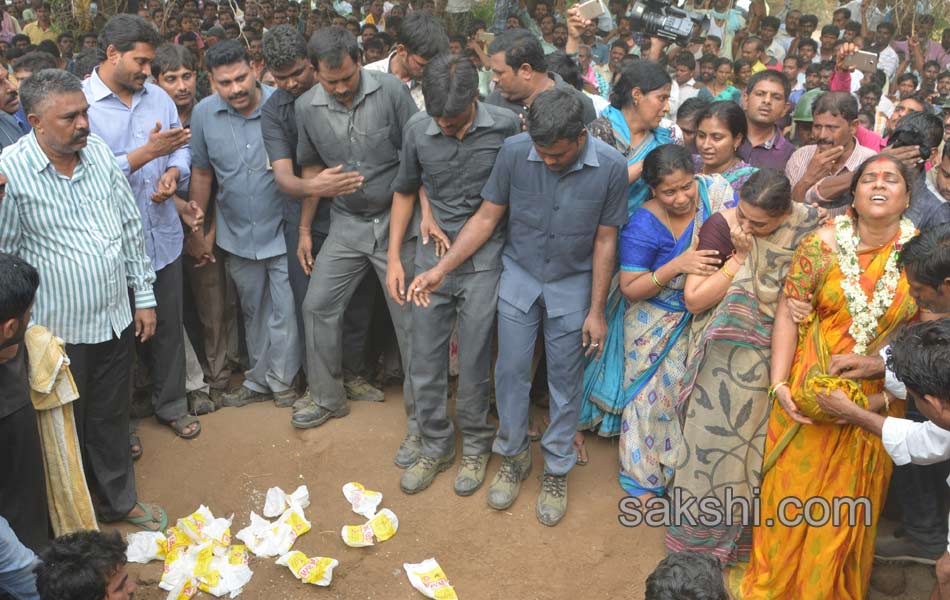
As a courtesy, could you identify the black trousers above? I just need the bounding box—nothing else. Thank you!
[67,325,136,522]
[138,257,187,422]
[0,402,50,553]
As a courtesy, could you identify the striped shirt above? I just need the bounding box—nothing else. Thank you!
[0,131,157,344]
[785,139,878,207]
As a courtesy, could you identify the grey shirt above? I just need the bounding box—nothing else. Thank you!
[0,111,24,150]
[190,84,287,261]
[481,131,628,317]
[295,69,418,254]
[392,102,521,272]
[907,170,950,232]
[485,72,598,125]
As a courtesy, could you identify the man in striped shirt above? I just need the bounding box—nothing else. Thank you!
[0,69,165,531]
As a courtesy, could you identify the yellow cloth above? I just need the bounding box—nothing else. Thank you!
[25,326,98,536]
[21,21,57,45]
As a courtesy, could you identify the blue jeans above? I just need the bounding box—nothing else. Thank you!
[0,516,39,600]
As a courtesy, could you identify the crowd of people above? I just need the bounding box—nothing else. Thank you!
[2,0,950,597]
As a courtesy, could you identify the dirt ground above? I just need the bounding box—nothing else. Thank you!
[119,387,936,599]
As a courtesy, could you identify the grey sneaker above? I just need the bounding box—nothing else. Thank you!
[344,375,385,402]
[536,473,568,527]
[454,453,490,497]
[273,388,299,408]
[400,452,455,494]
[394,434,422,468]
[219,386,271,408]
[874,533,942,565]
[291,401,350,429]
[487,448,532,510]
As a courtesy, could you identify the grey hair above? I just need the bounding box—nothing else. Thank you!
[262,24,307,71]
[20,69,84,117]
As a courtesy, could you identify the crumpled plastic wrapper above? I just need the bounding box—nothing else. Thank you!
[276,550,339,586]
[126,531,167,564]
[263,485,310,518]
[341,508,399,547]
[235,501,311,558]
[403,558,459,599]
[164,577,199,600]
[341,482,383,519]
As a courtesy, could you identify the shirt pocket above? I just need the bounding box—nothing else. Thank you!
[462,147,499,200]
[509,183,546,231]
[79,194,123,254]
[359,126,397,165]
[420,158,453,199]
[558,199,601,235]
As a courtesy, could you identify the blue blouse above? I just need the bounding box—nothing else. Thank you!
[619,207,695,272]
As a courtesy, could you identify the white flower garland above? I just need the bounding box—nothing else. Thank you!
[834,215,916,354]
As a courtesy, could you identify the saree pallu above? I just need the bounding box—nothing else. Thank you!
[666,204,820,565]
[739,233,918,600]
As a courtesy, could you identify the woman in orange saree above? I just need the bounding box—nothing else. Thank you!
[739,156,919,600]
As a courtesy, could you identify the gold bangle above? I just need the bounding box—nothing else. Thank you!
[768,381,789,401]
[651,271,665,289]
[882,390,892,412]
[720,263,735,279]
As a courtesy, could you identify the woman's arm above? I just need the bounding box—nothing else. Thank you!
[684,253,745,313]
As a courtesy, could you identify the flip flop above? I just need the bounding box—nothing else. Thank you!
[126,501,167,532]
[165,414,202,440]
[130,433,143,462]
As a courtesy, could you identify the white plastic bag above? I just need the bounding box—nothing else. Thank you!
[276,550,338,586]
[341,508,399,547]
[263,485,310,518]
[403,558,459,599]
[341,482,383,519]
[235,503,311,558]
[126,531,167,564]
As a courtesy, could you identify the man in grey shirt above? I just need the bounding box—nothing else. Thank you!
[293,27,421,467]
[189,41,302,409]
[408,88,628,526]
[0,70,25,150]
[388,54,520,497]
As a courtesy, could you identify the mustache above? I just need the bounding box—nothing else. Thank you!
[3,90,16,102]
[72,128,89,140]
[228,91,248,101]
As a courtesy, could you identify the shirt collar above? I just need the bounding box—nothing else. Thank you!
[88,67,147,103]
[22,130,95,174]
[423,102,496,137]
[526,133,600,172]
[754,125,788,150]
[842,138,869,171]
[310,68,380,110]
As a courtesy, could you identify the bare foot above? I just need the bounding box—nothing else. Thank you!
[574,432,589,465]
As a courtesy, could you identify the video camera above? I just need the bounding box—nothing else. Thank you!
[629,0,706,46]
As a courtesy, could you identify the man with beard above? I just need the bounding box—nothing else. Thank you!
[785,91,876,211]
[552,22,568,52]
[364,11,448,110]
[190,41,303,410]
[82,15,200,447]
[788,13,816,57]
[698,53,717,86]
[601,40,626,92]
[866,21,899,80]
[0,70,26,150]
[0,69,165,532]
[739,69,794,170]
[702,35,721,57]
[261,25,380,404]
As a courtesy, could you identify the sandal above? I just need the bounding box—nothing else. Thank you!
[125,501,167,532]
[130,433,143,462]
[166,414,202,439]
[187,390,216,416]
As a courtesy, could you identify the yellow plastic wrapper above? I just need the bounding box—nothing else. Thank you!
[341,508,399,547]
[276,550,339,586]
[165,578,198,600]
[794,375,868,422]
[228,545,248,566]
[235,502,311,558]
[403,558,459,599]
[342,482,383,519]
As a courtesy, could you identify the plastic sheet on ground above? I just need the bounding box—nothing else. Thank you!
[126,531,167,564]
[341,508,399,547]
[235,501,311,558]
[276,550,339,586]
[263,485,310,518]
[341,481,383,519]
[403,558,459,599]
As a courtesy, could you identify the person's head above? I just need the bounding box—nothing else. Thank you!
[744,69,790,127]
[937,72,950,97]
[740,36,765,64]
[820,25,840,51]
[677,96,708,152]
[784,9,801,36]
[886,93,927,135]
[849,155,914,227]
[552,22,568,49]
[448,34,466,55]
[798,14,818,39]
[97,15,163,95]
[923,60,941,85]
[487,29,547,103]
[609,60,672,129]
[35,2,49,24]
[360,22,377,44]
[361,36,385,63]
[205,40,258,113]
[12,50,58,81]
[732,58,752,88]
[36,39,59,62]
[832,7,850,29]
[703,35,721,56]
[390,3,406,18]
[539,13,555,36]
[812,91,858,151]
[874,21,895,48]
[695,100,746,172]
[308,27,362,107]
[261,25,315,98]
[393,10,448,80]
[151,43,197,109]
[36,530,134,600]
[937,145,950,201]
[857,84,881,114]
[886,319,950,427]
[802,62,821,91]
[896,72,918,99]
[888,110,943,172]
[422,53,478,137]
[729,168,795,237]
[818,61,834,90]
[545,51,582,91]
[80,32,98,50]
[645,552,729,600]
[533,0,549,20]
[0,253,38,364]
[759,16,780,44]
[57,32,74,58]
[782,55,802,82]
[642,144,699,217]
[672,51,696,86]
[918,14,936,39]
[843,20,862,42]
[11,34,29,51]
[608,40,626,72]
[72,48,99,79]
[577,44,594,71]
[505,13,522,30]
[899,223,950,312]
[21,69,90,158]
[698,54,717,83]
[797,38,817,63]
[0,70,18,115]
[526,87,587,172]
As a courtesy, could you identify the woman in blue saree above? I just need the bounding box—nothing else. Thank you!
[616,144,731,499]
[578,61,680,457]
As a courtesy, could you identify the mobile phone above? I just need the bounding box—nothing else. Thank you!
[576,0,606,20]
[843,50,878,72]
[476,31,495,43]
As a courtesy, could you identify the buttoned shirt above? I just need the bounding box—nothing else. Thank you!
[0,110,25,150]
[260,86,331,234]
[906,170,950,231]
[21,20,56,44]
[785,139,877,207]
[738,125,796,171]
[392,102,520,273]
[364,52,426,110]
[296,69,417,254]
[190,84,287,261]
[485,72,598,125]
[0,132,157,345]
[480,132,628,317]
[83,69,191,272]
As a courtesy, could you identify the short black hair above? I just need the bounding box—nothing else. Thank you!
[799,14,818,27]
[798,38,817,52]
[832,7,850,18]
[526,87,585,146]
[760,16,780,31]
[845,20,862,33]
[398,10,448,59]
[900,223,950,289]
[892,110,944,152]
[645,551,729,600]
[609,60,670,109]
[877,21,895,34]
[699,53,718,68]
[897,72,919,88]
[821,24,840,38]
[545,51,581,90]
[487,29,546,74]
[98,14,163,61]
[307,26,360,70]
[676,96,709,125]
[704,34,721,48]
[262,24,308,71]
[642,144,693,189]
[422,53,478,118]
[742,36,765,53]
[784,55,803,68]
[56,32,73,43]
[739,168,793,215]
[746,68,790,98]
[813,91,859,122]
[10,33,29,46]
[72,48,100,79]
[0,253,39,322]
[673,51,695,71]
[887,319,950,402]
[204,39,249,71]
[35,530,128,600]
[12,51,58,75]
[36,39,60,58]
[152,43,198,78]
[857,83,882,101]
